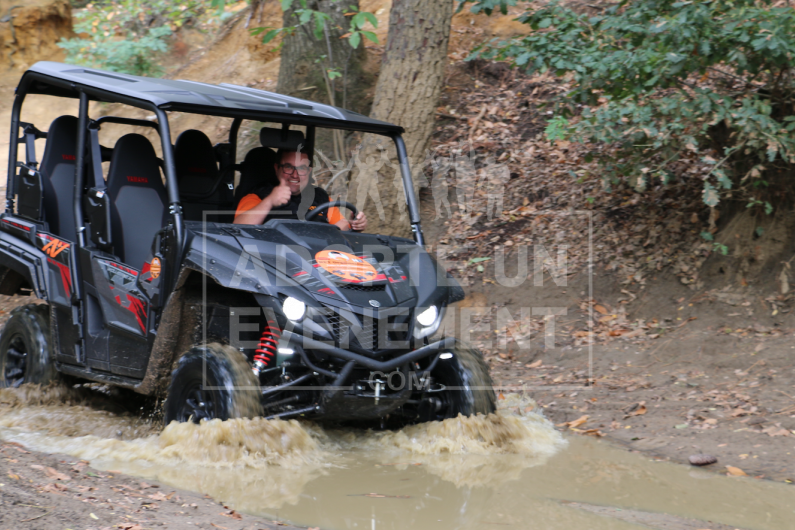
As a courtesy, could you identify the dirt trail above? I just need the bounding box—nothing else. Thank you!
[0,443,303,530]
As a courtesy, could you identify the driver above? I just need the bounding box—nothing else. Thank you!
[234,149,367,231]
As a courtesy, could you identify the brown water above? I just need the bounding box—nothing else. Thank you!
[1,386,794,530]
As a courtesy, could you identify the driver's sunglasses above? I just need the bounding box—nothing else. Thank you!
[279,163,312,176]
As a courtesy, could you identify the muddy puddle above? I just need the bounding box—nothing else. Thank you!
[1,385,794,530]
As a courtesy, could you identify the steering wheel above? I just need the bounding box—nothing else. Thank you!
[305,200,358,223]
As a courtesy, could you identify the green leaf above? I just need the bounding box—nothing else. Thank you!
[361,31,378,44]
[468,257,491,264]
[298,9,312,24]
[764,201,773,215]
[700,231,714,241]
[703,182,719,207]
[363,11,378,28]
[261,29,281,44]
[281,0,292,11]
[351,12,366,29]
[349,31,361,49]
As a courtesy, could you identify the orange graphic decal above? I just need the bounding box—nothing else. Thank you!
[315,250,377,283]
[150,257,161,279]
[42,238,70,258]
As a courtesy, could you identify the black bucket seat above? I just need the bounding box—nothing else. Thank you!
[106,134,167,268]
[39,115,79,242]
[174,129,233,222]
[234,128,305,208]
[233,147,278,206]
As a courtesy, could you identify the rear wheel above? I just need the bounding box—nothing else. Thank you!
[0,304,58,388]
[420,340,496,421]
[164,343,263,424]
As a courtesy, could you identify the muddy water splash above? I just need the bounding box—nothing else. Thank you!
[0,384,566,519]
[16,385,795,530]
[0,384,563,480]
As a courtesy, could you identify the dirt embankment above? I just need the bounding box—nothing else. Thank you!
[0,0,72,71]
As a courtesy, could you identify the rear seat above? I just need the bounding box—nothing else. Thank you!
[39,115,79,242]
[174,129,234,223]
[106,134,167,269]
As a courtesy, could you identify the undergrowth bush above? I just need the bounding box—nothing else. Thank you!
[469,0,795,214]
[59,0,209,76]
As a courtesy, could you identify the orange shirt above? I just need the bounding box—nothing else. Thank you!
[235,193,344,225]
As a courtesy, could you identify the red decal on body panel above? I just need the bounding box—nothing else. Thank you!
[125,294,147,334]
[47,257,71,295]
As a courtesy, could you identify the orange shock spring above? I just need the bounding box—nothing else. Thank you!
[252,320,280,374]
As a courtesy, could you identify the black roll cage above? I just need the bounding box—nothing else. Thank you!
[6,68,426,261]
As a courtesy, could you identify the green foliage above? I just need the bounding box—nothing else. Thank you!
[250,0,378,49]
[544,115,569,142]
[456,0,517,16]
[59,0,207,76]
[472,0,795,210]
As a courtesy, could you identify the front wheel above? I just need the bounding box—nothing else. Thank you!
[421,340,496,421]
[164,343,263,424]
[0,304,59,388]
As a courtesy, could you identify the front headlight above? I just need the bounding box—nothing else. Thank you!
[416,305,438,327]
[414,305,442,339]
[282,296,306,322]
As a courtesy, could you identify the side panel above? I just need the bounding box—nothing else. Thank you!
[90,257,150,377]
[0,217,48,299]
[35,232,81,364]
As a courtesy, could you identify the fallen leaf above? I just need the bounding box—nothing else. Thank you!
[210,524,228,530]
[148,492,168,501]
[45,467,71,481]
[30,465,45,471]
[90,513,98,520]
[220,510,242,520]
[566,415,589,429]
[726,465,747,477]
[526,360,543,369]
[594,304,608,315]
[41,482,68,493]
[627,404,647,417]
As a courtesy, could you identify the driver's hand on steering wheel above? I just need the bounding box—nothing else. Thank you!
[350,211,367,232]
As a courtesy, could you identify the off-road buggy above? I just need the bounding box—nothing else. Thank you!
[0,62,495,425]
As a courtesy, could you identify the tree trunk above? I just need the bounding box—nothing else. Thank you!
[349,0,454,238]
[276,0,366,111]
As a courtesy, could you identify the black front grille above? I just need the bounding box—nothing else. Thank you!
[339,283,386,292]
[318,305,413,352]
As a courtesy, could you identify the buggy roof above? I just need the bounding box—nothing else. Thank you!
[19,61,403,135]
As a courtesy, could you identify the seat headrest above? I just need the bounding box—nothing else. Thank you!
[174,129,219,180]
[42,115,79,165]
[107,134,164,196]
[234,147,279,204]
[259,128,305,151]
